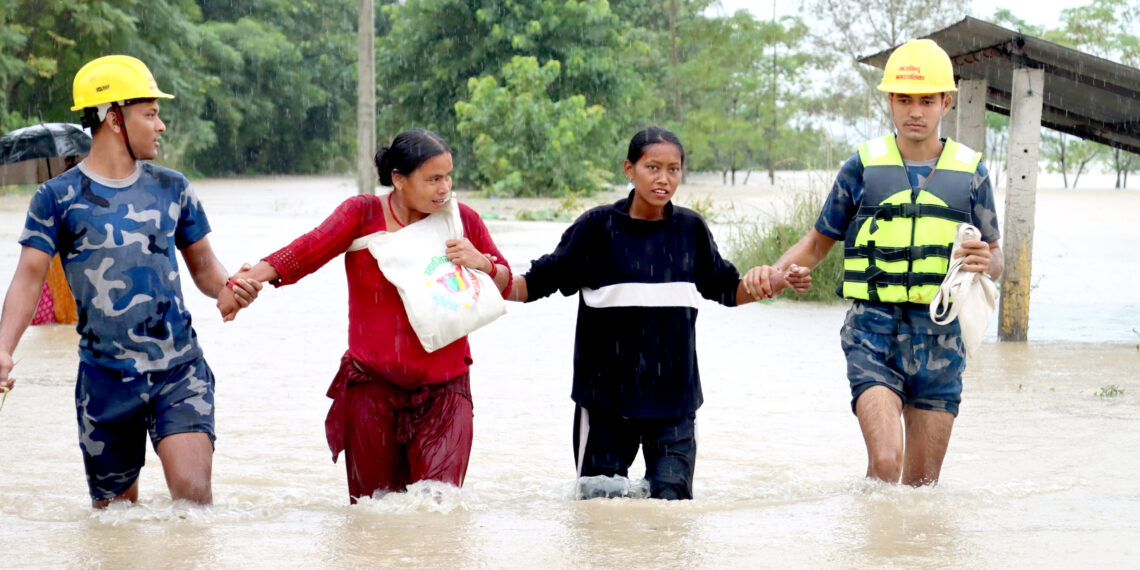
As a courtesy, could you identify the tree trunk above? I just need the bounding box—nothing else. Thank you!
[668,0,682,122]
[767,4,777,186]
[1073,156,1095,189]
[1059,137,1068,189]
[1114,148,1122,189]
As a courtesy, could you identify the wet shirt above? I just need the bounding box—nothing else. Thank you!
[19,162,209,374]
[815,142,1001,334]
[524,192,741,418]
[264,195,510,389]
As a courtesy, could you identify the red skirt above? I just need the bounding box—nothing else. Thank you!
[325,353,473,501]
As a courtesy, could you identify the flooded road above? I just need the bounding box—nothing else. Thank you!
[0,177,1136,568]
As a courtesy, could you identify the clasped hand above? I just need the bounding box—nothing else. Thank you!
[742,264,812,300]
[217,263,263,321]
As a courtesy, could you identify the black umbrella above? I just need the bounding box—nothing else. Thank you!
[0,123,91,186]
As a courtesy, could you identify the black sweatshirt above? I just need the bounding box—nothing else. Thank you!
[524,192,741,418]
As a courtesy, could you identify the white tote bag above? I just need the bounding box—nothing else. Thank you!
[929,223,998,357]
[348,193,506,352]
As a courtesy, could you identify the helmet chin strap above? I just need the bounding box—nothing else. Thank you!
[111,106,137,161]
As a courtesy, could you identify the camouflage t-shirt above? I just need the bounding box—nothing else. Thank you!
[19,161,210,374]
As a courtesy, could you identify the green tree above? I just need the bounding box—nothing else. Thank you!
[985,110,1009,188]
[1106,147,1138,189]
[190,0,362,174]
[0,0,33,130]
[0,0,217,167]
[670,11,828,183]
[0,0,368,176]
[1041,131,1104,188]
[1050,0,1140,66]
[456,56,608,197]
[376,0,657,185]
[610,0,714,124]
[1045,0,1139,188]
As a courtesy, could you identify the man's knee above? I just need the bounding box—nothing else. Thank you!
[156,432,214,504]
[167,472,212,504]
[867,447,903,482]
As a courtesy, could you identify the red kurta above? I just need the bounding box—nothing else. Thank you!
[263,194,511,496]
[265,194,511,389]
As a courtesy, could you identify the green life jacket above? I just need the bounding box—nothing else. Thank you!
[841,135,981,304]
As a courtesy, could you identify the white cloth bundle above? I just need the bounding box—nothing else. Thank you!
[349,193,506,352]
[929,223,998,357]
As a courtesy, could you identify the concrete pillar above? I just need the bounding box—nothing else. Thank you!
[957,79,987,154]
[356,0,376,195]
[998,68,1044,342]
[941,91,958,140]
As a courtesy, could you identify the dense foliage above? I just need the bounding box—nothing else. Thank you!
[1,0,1136,188]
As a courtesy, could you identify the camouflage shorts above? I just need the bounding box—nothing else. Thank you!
[75,356,216,501]
[840,303,966,417]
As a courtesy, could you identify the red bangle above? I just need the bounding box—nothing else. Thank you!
[486,261,498,279]
[226,277,239,290]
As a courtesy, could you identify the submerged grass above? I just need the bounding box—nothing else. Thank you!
[727,190,845,303]
[1096,385,1125,398]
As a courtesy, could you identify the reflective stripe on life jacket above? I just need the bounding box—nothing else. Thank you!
[841,135,980,304]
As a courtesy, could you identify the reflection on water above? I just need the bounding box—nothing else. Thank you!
[0,179,1137,567]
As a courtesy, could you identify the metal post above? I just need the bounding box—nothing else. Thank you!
[998,68,1044,341]
[356,0,376,195]
[957,79,986,154]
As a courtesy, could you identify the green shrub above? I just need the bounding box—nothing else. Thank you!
[512,190,593,221]
[678,193,734,225]
[1096,385,1125,398]
[455,56,611,198]
[727,190,844,302]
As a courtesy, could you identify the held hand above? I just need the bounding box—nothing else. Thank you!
[217,285,241,322]
[217,264,264,322]
[230,263,263,306]
[742,265,776,300]
[742,264,812,301]
[785,264,812,293]
[445,238,492,273]
[0,350,14,392]
[954,239,991,273]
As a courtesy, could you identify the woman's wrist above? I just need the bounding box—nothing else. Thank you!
[485,259,498,278]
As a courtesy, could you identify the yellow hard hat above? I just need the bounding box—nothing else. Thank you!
[70,55,174,111]
[877,39,957,94]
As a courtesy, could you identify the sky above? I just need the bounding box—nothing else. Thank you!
[712,0,1074,30]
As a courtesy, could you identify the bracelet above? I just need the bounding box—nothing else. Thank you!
[486,260,498,279]
[226,277,239,290]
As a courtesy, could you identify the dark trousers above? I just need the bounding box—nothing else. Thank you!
[573,405,697,500]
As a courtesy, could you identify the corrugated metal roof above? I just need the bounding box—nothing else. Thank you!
[859,16,1140,155]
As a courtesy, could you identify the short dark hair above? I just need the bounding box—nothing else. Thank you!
[626,126,685,166]
[374,129,452,186]
[80,97,158,134]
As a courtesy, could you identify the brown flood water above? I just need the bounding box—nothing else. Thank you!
[0,177,1136,568]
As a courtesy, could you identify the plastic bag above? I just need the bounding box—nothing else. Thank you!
[349,193,505,352]
[929,223,998,357]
